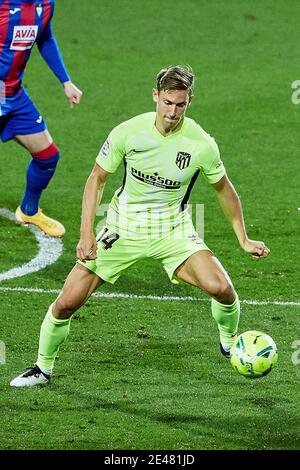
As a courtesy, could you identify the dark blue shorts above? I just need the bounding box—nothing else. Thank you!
[0,87,47,142]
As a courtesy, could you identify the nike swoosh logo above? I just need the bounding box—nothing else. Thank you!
[130,149,145,154]
[9,8,21,14]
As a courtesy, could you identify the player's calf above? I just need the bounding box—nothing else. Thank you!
[20,143,61,216]
[212,295,240,356]
[16,143,65,237]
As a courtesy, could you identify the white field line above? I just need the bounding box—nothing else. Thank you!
[1,207,299,308]
[0,208,63,281]
[0,286,299,307]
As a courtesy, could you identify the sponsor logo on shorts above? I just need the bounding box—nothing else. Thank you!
[100,139,110,158]
[188,233,202,244]
[131,167,181,189]
[176,152,191,170]
[10,26,38,51]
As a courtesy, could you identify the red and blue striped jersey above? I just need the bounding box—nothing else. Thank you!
[0,0,70,97]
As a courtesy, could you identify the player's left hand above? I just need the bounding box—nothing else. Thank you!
[63,81,82,108]
[241,238,270,259]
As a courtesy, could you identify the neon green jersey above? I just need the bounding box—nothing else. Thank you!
[96,112,225,237]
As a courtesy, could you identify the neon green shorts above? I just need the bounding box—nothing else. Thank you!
[78,221,210,284]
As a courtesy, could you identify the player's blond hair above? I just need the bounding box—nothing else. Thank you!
[156,65,194,96]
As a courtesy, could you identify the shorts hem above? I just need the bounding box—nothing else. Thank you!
[1,124,47,142]
[166,246,212,283]
[76,260,118,284]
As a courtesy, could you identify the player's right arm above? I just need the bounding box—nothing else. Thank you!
[77,123,126,260]
[76,164,110,261]
[37,10,82,107]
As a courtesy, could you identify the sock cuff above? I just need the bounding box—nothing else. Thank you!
[212,293,239,310]
[47,303,71,325]
[31,143,60,160]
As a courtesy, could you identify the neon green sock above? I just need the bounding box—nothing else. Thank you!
[211,295,240,348]
[36,303,71,371]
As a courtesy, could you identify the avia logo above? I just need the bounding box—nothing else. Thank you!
[131,168,181,190]
[10,26,38,51]
[176,152,191,170]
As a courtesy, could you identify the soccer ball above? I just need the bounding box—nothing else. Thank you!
[230,330,278,378]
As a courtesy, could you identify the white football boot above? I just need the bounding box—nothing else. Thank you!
[10,365,51,387]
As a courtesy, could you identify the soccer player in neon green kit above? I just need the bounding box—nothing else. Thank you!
[11,65,270,387]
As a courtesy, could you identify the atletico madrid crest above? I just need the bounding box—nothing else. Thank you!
[176,152,191,170]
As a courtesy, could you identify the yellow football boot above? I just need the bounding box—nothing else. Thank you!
[15,206,65,237]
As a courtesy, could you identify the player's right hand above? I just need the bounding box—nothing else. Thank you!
[63,81,83,108]
[76,234,97,261]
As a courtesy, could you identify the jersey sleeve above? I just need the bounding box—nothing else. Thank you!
[200,138,226,184]
[37,10,70,84]
[96,124,126,173]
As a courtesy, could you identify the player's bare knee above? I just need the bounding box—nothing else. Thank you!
[53,297,77,319]
[214,281,236,305]
[203,278,235,304]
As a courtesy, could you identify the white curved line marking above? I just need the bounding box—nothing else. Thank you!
[0,208,63,281]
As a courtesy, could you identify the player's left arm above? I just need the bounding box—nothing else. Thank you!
[37,20,82,108]
[212,174,270,259]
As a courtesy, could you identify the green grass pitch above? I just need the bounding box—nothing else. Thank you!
[0,0,299,450]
